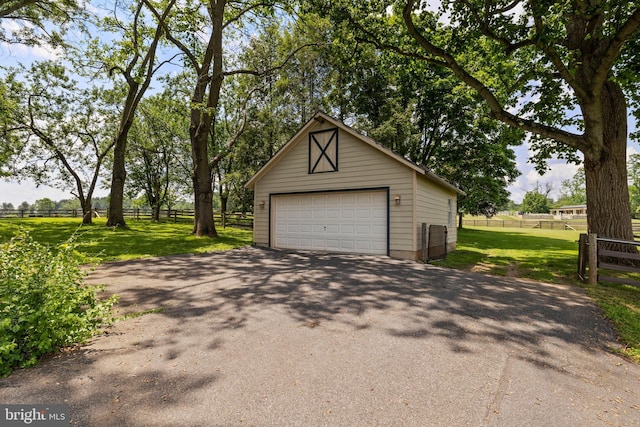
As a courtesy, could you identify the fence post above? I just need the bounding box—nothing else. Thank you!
[588,233,598,286]
[421,223,427,262]
[578,233,587,279]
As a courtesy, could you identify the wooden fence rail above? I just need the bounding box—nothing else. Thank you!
[463,219,587,230]
[577,233,640,287]
[0,209,253,228]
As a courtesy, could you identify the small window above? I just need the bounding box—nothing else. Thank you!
[448,198,453,226]
[309,128,338,174]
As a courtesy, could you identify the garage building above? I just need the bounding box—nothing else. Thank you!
[245,112,464,260]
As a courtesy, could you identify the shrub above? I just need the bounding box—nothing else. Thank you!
[0,230,118,376]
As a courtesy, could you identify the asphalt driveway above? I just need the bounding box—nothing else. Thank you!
[1,246,639,426]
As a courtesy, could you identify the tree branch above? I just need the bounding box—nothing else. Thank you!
[209,87,261,169]
[402,0,586,152]
[0,0,37,18]
[594,7,640,85]
[143,0,201,73]
[222,1,273,30]
[223,42,319,77]
[529,0,589,100]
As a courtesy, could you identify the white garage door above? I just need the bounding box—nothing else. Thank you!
[272,190,388,255]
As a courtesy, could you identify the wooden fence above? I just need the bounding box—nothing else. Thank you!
[0,208,253,228]
[462,219,587,230]
[578,233,640,287]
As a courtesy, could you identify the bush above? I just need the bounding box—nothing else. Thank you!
[0,230,118,376]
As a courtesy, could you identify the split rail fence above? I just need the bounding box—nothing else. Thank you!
[0,209,253,228]
[462,219,587,230]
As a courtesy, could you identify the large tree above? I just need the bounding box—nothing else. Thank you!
[156,0,307,237]
[126,90,192,221]
[400,0,640,239]
[351,49,522,220]
[320,0,640,240]
[153,0,247,237]
[0,61,117,223]
[84,0,177,227]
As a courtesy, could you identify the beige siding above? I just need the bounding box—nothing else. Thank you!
[415,174,458,252]
[252,123,415,254]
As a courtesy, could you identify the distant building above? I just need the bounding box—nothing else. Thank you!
[551,204,587,220]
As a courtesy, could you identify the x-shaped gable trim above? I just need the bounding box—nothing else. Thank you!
[309,128,338,174]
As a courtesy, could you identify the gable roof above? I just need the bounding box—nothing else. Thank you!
[245,111,464,195]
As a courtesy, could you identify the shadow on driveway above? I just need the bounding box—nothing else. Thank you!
[1,246,637,426]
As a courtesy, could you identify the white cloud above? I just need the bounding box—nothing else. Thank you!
[508,138,581,203]
[0,40,63,63]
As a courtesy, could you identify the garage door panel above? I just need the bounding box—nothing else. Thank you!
[326,239,340,250]
[313,196,326,206]
[298,238,312,248]
[341,210,354,219]
[371,224,386,234]
[273,190,387,255]
[355,240,372,250]
[327,209,340,219]
[372,208,386,218]
[326,224,340,233]
[356,209,372,219]
[300,209,312,219]
[341,224,355,234]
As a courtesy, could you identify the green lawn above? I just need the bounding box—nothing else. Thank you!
[0,217,253,264]
[436,227,583,285]
[434,226,640,362]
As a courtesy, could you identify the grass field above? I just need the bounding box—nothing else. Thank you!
[434,226,640,362]
[435,227,583,285]
[0,217,253,263]
[1,219,638,362]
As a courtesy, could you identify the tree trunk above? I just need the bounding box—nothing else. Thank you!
[152,202,161,222]
[221,193,228,228]
[192,130,217,237]
[106,132,128,227]
[81,199,92,225]
[188,1,224,238]
[583,81,633,241]
[458,212,463,229]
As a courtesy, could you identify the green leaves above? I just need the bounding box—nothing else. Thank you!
[521,188,551,214]
[0,230,118,376]
[0,0,83,47]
